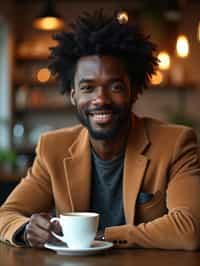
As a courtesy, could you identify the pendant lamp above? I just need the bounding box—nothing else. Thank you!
[33,0,64,31]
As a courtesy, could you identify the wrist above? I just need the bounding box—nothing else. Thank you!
[13,222,30,247]
[23,223,31,247]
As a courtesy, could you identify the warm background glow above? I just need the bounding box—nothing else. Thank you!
[197,21,200,42]
[158,51,171,70]
[37,68,51,83]
[33,17,64,31]
[176,35,189,58]
[151,70,163,85]
[117,11,129,24]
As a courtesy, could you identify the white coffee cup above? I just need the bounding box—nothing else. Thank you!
[50,212,99,249]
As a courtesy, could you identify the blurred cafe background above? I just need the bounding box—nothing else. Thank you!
[0,0,200,204]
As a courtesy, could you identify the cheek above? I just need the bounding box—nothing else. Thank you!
[75,92,95,111]
[76,99,89,113]
[112,95,131,107]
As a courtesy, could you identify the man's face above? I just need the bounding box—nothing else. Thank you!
[71,55,133,140]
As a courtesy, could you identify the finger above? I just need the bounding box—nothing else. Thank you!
[48,234,65,244]
[26,234,46,248]
[26,222,51,247]
[27,223,50,239]
[50,221,63,235]
[39,212,53,220]
[30,214,51,231]
[26,229,51,247]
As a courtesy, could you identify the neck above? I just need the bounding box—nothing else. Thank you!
[90,123,130,160]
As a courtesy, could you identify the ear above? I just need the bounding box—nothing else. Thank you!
[132,93,138,103]
[130,85,138,104]
[70,88,76,106]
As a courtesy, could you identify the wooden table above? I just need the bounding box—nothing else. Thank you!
[0,242,200,266]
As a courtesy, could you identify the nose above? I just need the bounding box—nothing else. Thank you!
[92,87,111,106]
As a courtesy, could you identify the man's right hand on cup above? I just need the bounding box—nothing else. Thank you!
[24,212,62,248]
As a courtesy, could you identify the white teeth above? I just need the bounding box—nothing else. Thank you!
[94,114,111,117]
[91,112,111,115]
[92,113,112,121]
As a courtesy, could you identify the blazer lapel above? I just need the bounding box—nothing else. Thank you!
[123,116,150,224]
[63,116,149,223]
[63,128,91,211]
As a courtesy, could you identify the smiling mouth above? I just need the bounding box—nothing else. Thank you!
[89,111,114,124]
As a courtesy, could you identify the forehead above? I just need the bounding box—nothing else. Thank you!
[75,55,127,81]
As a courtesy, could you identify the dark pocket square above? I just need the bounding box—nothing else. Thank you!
[137,192,154,204]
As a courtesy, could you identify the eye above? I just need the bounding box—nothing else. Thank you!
[111,82,125,92]
[79,85,94,93]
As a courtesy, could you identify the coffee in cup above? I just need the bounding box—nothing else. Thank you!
[50,212,99,249]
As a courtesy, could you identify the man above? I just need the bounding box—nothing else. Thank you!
[0,10,200,250]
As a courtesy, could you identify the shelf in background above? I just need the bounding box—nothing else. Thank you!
[150,82,197,91]
[15,105,74,115]
[14,80,57,88]
[16,55,50,62]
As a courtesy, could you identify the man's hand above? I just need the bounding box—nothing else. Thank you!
[95,229,105,241]
[24,213,62,248]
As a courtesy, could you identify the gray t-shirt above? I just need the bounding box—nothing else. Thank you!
[90,151,125,230]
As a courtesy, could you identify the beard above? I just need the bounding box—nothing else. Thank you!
[75,104,132,140]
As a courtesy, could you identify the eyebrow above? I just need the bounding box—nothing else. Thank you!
[78,77,124,86]
[79,78,94,86]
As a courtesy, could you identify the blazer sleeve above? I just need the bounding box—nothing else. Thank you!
[0,136,54,247]
[105,128,200,250]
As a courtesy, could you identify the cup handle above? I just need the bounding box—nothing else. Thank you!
[50,217,65,242]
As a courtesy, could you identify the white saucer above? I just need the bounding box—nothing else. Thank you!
[44,240,113,256]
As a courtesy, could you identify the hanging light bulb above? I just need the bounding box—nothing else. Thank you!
[117,11,129,24]
[158,51,171,70]
[176,35,189,58]
[33,0,64,31]
[164,0,182,22]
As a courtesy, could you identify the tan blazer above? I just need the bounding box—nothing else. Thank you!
[0,115,200,250]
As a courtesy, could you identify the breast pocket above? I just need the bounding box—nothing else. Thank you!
[135,191,168,225]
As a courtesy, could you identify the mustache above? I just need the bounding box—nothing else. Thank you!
[85,105,122,115]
